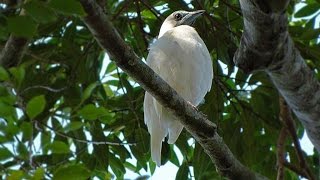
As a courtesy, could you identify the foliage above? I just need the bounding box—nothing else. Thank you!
[0,0,319,179]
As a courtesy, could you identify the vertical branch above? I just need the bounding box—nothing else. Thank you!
[135,0,149,49]
[28,121,35,169]
[279,96,315,180]
[0,4,29,68]
[276,127,287,180]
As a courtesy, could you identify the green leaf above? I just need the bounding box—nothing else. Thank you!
[0,135,8,143]
[149,159,156,174]
[0,26,8,40]
[134,128,149,154]
[295,4,320,18]
[0,66,9,81]
[0,102,15,118]
[17,143,29,160]
[45,141,70,154]
[21,122,32,141]
[24,1,57,23]
[109,154,125,178]
[64,121,84,132]
[78,104,109,120]
[53,164,90,180]
[9,66,25,87]
[106,62,117,74]
[0,148,13,161]
[7,16,37,38]
[31,167,45,180]
[301,28,320,40]
[81,82,98,103]
[193,143,217,179]
[176,162,189,180]
[8,170,24,180]
[49,0,86,16]
[26,95,46,119]
[5,121,20,137]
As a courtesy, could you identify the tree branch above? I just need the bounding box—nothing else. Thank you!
[0,35,28,68]
[283,161,309,179]
[79,0,267,179]
[279,97,315,180]
[276,127,287,180]
[234,0,320,152]
[0,6,29,68]
[39,121,135,146]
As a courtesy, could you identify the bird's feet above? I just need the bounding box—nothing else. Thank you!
[187,101,198,111]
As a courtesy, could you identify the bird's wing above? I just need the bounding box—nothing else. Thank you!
[186,30,213,105]
[159,25,213,105]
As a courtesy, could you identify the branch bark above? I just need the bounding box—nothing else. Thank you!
[276,127,286,180]
[279,97,315,180]
[0,35,28,68]
[79,0,267,179]
[234,0,320,152]
[0,6,29,68]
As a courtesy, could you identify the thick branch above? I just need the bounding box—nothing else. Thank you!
[234,0,320,152]
[79,0,267,179]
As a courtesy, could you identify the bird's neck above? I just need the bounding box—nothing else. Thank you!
[158,23,175,38]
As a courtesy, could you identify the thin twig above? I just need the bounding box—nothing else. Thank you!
[220,0,242,16]
[110,108,130,113]
[39,121,136,146]
[135,0,149,49]
[127,14,146,56]
[217,73,273,89]
[194,0,241,38]
[116,68,141,127]
[216,78,241,116]
[218,78,272,124]
[111,0,131,20]
[28,121,35,169]
[139,0,163,22]
[21,85,67,94]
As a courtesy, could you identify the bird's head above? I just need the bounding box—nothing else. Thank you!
[158,10,205,38]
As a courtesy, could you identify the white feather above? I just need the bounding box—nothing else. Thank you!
[144,25,213,166]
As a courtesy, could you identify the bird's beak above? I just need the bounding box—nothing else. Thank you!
[180,10,205,26]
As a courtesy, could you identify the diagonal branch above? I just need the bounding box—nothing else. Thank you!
[79,0,267,179]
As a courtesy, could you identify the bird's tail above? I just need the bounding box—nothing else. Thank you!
[150,111,183,166]
[144,93,184,166]
[144,93,166,166]
[167,120,183,144]
[150,130,164,166]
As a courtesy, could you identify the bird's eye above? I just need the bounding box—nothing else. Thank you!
[174,13,183,21]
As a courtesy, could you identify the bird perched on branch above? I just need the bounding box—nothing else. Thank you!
[144,10,213,166]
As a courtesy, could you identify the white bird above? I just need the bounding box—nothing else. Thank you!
[144,10,213,166]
